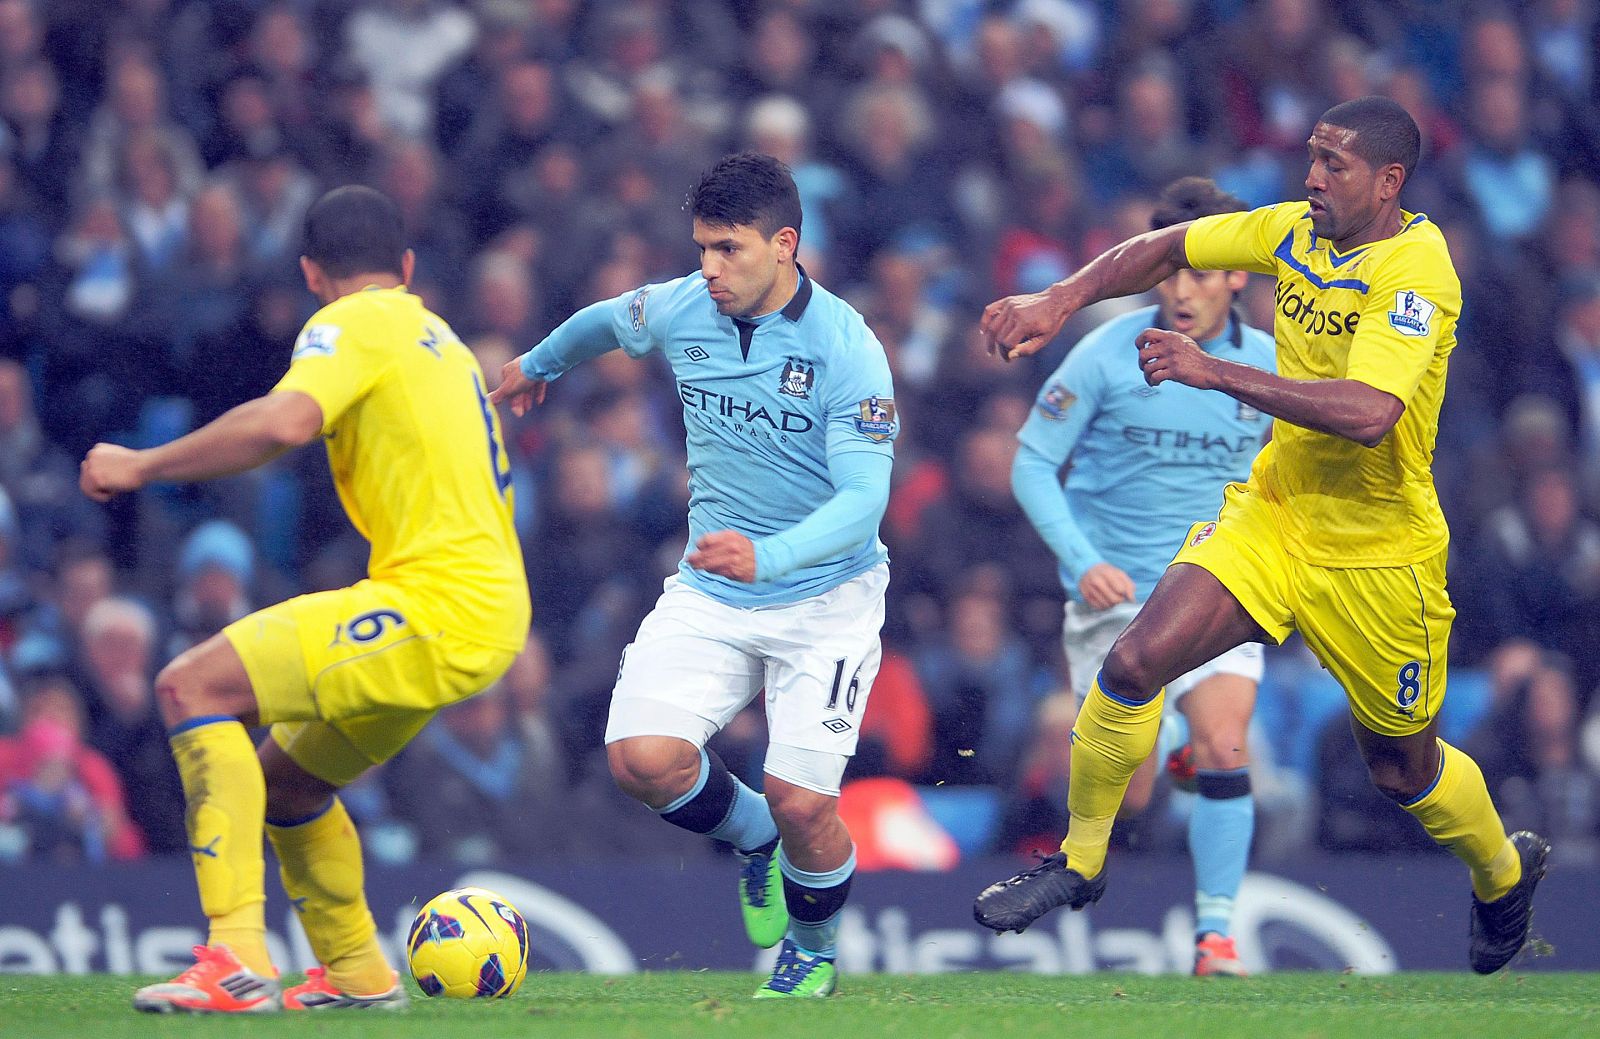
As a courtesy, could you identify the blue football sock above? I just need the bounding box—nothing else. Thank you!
[657,747,778,854]
[1190,767,1253,939]
[778,844,856,958]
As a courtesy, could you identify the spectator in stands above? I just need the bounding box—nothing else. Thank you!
[78,55,202,205]
[166,520,255,659]
[1463,462,1600,691]
[0,360,102,572]
[836,80,953,282]
[0,58,77,231]
[379,140,469,303]
[0,487,32,654]
[383,682,556,864]
[0,673,145,862]
[345,0,477,140]
[745,97,850,283]
[993,690,1077,856]
[116,128,191,276]
[917,585,1038,786]
[526,442,650,655]
[1448,76,1557,243]
[465,248,545,347]
[77,596,185,853]
[248,4,320,148]
[457,58,572,242]
[904,426,1056,602]
[1083,57,1206,203]
[853,646,934,781]
[1466,653,1600,859]
[222,142,316,268]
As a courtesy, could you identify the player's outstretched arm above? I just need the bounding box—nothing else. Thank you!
[1134,328,1404,447]
[982,223,1192,362]
[79,391,324,502]
[493,299,634,416]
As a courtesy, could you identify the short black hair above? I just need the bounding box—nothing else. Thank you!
[1150,177,1247,231]
[1317,96,1422,179]
[302,185,406,278]
[687,152,802,244]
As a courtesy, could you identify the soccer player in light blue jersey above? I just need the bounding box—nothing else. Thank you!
[492,153,896,998]
[1007,179,1274,976]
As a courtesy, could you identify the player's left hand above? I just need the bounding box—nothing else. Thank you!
[489,357,548,416]
[687,530,757,583]
[79,443,147,502]
[1135,328,1219,389]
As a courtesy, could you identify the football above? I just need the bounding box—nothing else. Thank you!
[405,887,530,999]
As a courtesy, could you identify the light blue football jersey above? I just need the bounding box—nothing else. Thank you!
[603,270,897,606]
[1018,304,1276,600]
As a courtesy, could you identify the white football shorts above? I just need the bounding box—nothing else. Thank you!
[605,563,888,796]
[1062,599,1263,703]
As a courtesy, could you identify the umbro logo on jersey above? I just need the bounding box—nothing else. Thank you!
[684,345,710,362]
[1132,385,1159,397]
[821,718,853,734]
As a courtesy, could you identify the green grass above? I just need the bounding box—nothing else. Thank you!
[0,972,1594,1039]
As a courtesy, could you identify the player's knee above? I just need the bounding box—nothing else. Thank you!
[1100,640,1162,703]
[606,738,699,805]
[262,760,337,823]
[1366,760,1430,803]
[1191,728,1249,770]
[154,654,211,728]
[766,783,835,839]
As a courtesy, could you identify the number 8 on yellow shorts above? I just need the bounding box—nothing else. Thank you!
[223,579,516,786]
[1172,483,1454,738]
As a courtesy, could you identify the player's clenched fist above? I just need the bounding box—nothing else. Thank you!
[1135,327,1220,390]
[687,530,757,583]
[981,289,1073,362]
[79,443,146,502]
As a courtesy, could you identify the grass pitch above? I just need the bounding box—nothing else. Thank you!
[0,971,1593,1039]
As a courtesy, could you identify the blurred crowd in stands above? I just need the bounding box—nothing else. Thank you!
[1,0,1599,872]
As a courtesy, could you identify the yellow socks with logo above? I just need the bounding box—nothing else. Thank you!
[267,797,393,995]
[1061,677,1164,880]
[169,717,273,977]
[1402,739,1521,902]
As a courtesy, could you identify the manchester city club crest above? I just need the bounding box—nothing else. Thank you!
[779,357,815,399]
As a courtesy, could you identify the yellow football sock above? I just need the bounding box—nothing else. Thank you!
[169,718,273,977]
[1060,678,1164,880]
[1402,739,1521,902]
[267,797,393,994]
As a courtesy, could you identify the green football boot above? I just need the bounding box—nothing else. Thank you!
[737,838,788,948]
[753,939,837,999]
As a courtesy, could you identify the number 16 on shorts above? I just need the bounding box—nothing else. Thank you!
[822,658,863,733]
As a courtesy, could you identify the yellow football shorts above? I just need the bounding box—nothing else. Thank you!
[1172,483,1453,737]
[224,580,517,785]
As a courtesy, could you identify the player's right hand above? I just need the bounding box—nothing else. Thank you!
[980,288,1073,362]
[79,443,146,502]
[489,357,547,417]
[1078,562,1137,610]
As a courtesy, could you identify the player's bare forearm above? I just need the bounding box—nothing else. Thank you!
[1135,328,1403,447]
[142,393,323,484]
[1207,358,1401,447]
[983,224,1191,360]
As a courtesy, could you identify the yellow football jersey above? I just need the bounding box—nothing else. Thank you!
[1185,202,1460,567]
[273,286,529,650]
